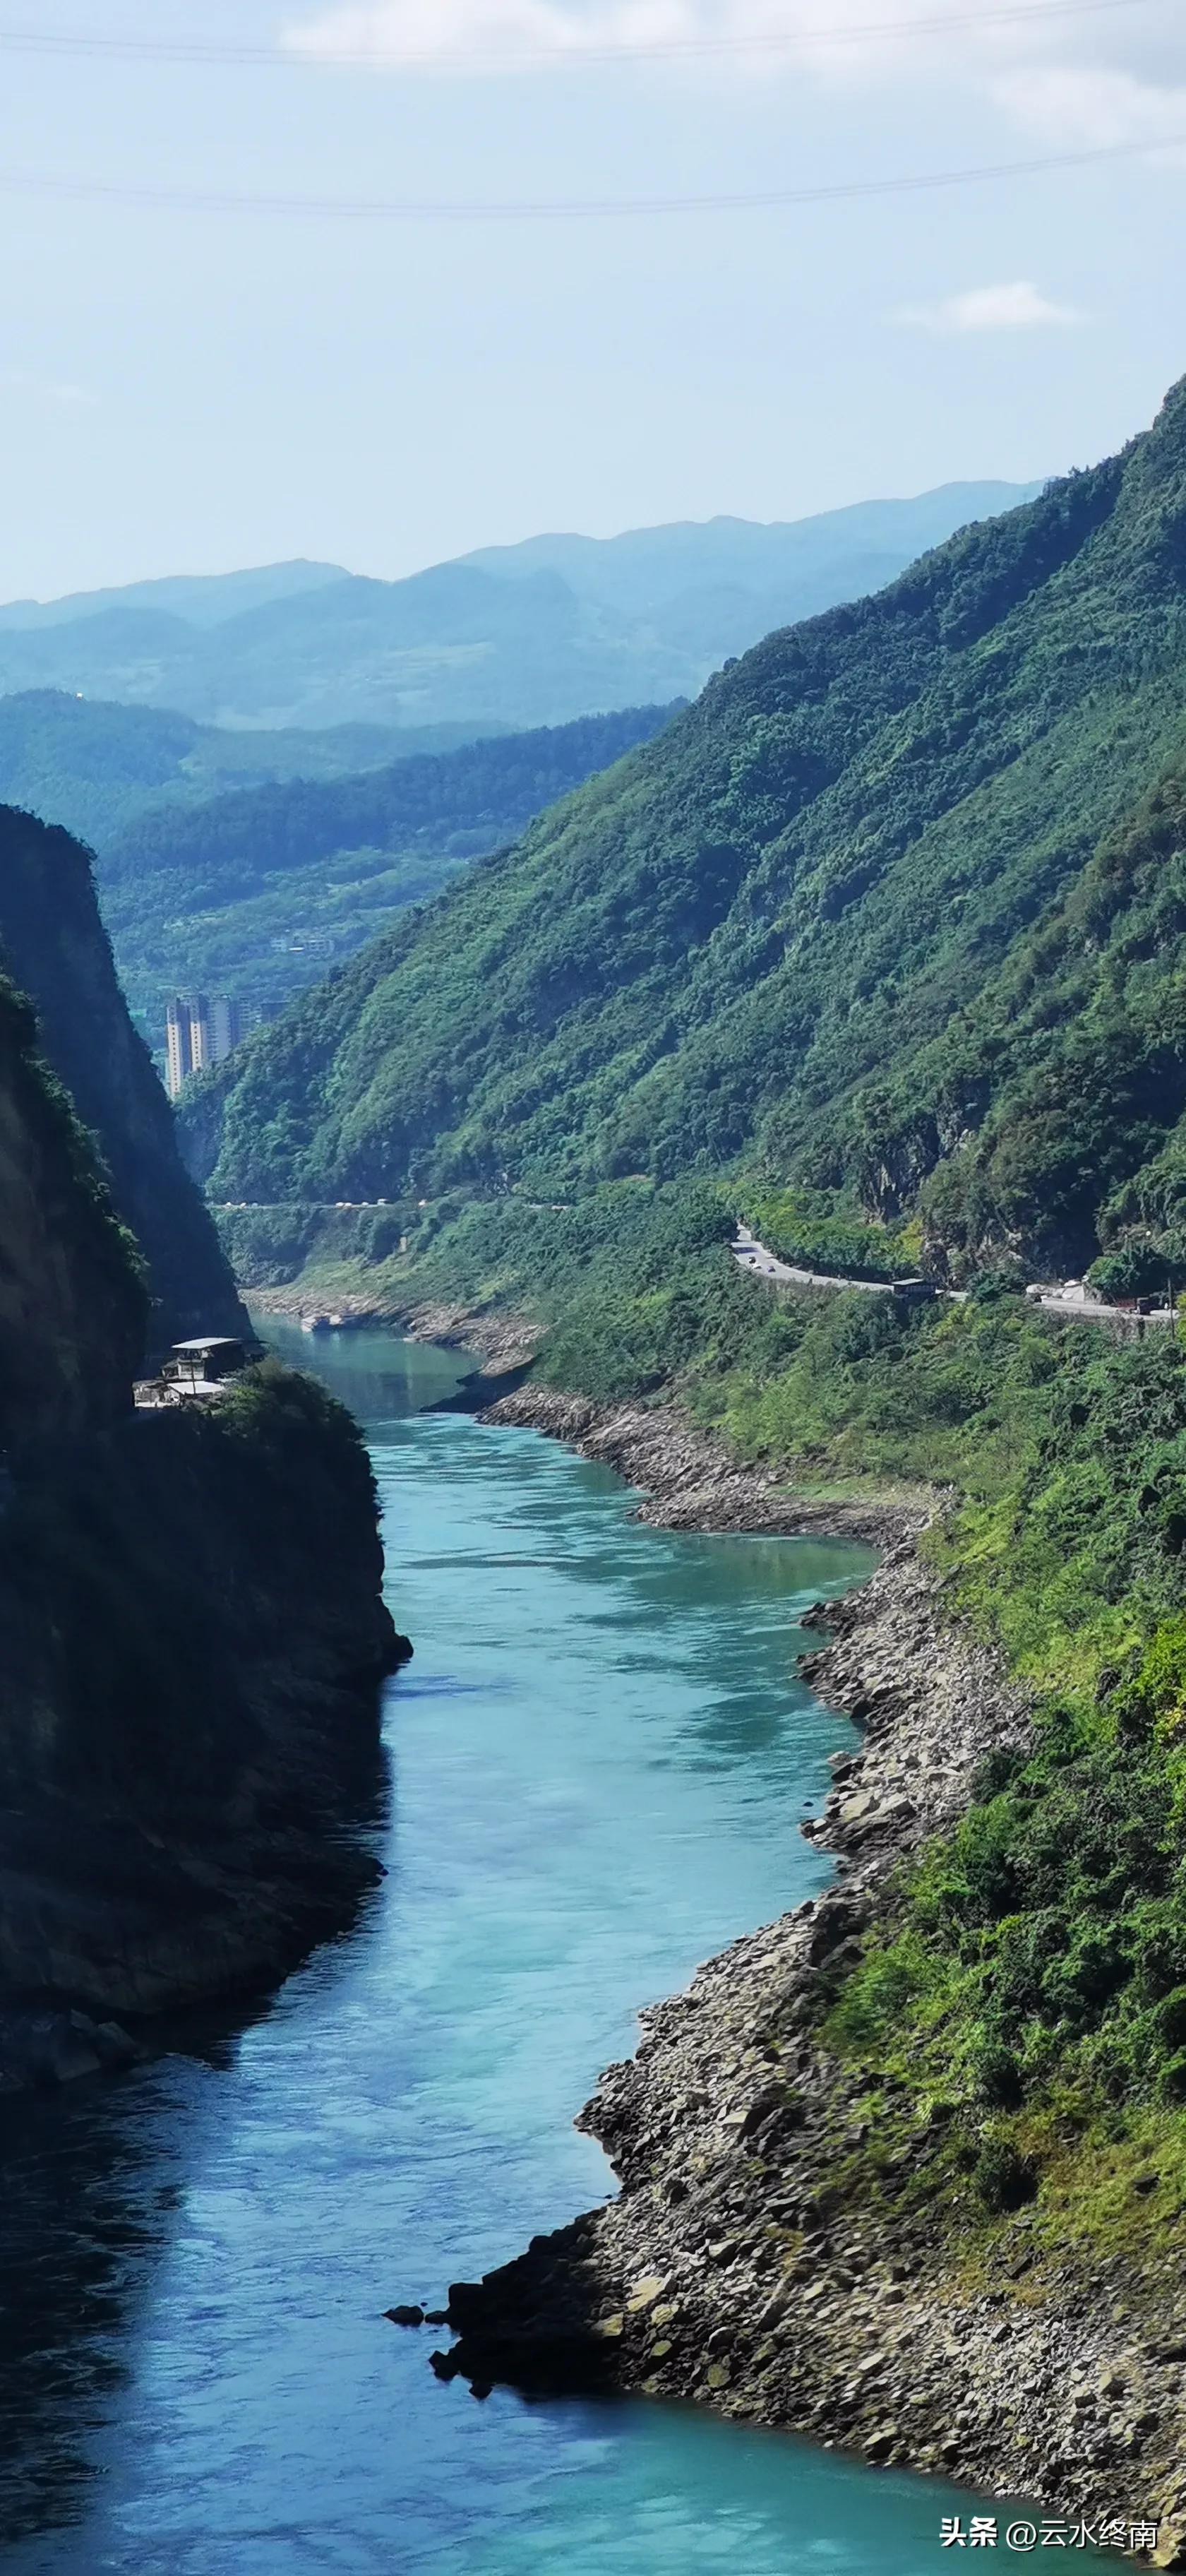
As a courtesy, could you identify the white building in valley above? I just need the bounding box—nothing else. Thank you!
[164,994,252,1100]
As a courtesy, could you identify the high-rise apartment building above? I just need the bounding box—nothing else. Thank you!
[165,999,193,1102]
[209,995,246,1063]
[164,994,251,1101]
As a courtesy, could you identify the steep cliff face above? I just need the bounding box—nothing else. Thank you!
[0,802,246,1355]
[0,852,402,2056]
[0,1364,402,2019]
[0,972,145,1448]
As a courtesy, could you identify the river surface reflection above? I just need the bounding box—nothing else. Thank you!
[0,1328,1098,2572]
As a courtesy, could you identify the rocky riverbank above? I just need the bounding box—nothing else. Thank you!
[246,1284,541,1373]
[432,1540,1186,2564]
[246,1286,913,1534]
[483,1385,917,1547]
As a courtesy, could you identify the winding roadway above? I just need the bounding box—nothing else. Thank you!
[731,1227,1174,1327]
[731,1224,900,1298]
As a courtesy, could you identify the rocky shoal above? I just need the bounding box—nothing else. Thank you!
[244,1306,1186,2556]
[481,1385,916,1546]
[427,1527,1186,2567]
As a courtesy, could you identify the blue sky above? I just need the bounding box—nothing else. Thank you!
[1,0,1183,597]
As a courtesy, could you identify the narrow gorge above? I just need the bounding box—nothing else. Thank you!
[0,804,403,2092]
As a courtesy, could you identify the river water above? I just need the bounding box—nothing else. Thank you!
[0,1328,1072,2572]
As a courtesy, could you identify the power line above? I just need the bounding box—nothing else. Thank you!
[0,0,1164,72]
[0,129,1178,220]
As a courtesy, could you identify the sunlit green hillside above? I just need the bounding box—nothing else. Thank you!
[190,376,1186,1283]
[100,704,677,1039]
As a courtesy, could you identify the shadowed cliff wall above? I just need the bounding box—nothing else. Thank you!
[0,802,247,1355]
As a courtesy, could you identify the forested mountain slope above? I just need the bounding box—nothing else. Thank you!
[0,796,399,2054]
[0,691,484,854]
[189,374,1186,1282]
[0,971,146,1449]
[0,805,246,1349]
[99,704,678,1036]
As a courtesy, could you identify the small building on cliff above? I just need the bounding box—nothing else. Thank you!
[135,1337,254,1405]
[164,1335,250,1391]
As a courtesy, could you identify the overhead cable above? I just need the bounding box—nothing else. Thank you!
[0,0,1163,73]
[0,129,1179,220]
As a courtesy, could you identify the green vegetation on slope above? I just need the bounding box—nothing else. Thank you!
[98,704,678,1038]
[739,1188,923,1284]
[189,377,1186,1284]
[0,689,467,852]
[0,967,147,1448]
[380,1181,1186,2246]
[821,1319,1186,2249]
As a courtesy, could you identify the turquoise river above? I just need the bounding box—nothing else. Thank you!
[0,1328,1098,2574]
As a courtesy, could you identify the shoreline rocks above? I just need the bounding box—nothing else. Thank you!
[247,1286,541,1375]
[481,1385,917,1549]
[246,1294,1186,2548]
[0,2007,141,2094]
[431,1503,1186,2558]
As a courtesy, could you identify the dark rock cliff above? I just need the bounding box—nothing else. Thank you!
[0,844,405,2070]
[0,1364,403,2025]
[0,972,146,1448]
[0,801,247,1356]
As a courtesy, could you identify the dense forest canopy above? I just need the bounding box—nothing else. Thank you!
[97,704,678,1039]
[0,689,479,850]
[188,374,1186,1285]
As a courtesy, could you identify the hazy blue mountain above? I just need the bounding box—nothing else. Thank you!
[459,484,1043,618]
[0,559,346,632]
[0,484,1043,737]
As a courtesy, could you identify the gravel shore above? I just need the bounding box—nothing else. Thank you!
[249,1292,1186,2558]
[427,1476,1186,2566]
[482,1383,916,1548]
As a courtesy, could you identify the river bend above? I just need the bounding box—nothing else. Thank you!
[0,1328,1043,2572]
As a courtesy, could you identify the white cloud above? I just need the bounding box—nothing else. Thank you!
[1,369,99,410]
[285,0,697,72]
[282,0,1186,118]
[993,63,1186,149]
[891,280,1088,333]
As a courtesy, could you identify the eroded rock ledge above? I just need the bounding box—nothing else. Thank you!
[483,1385,911,1546]
[435,1544,1186,2563]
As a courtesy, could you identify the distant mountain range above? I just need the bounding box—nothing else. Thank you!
[0,560,345,634]
[0,485,1042,737]
[455,487,1043,624]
